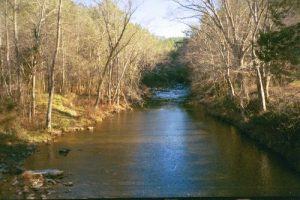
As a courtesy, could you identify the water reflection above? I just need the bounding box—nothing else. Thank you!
[20,89,300,198]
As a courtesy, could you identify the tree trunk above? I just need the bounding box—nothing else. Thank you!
[113,60,130,101]
[0,30,7,98]
[262,65,271,101]
[95,59,111,107]
[5,0,11,95]
[31,63,36,120]
[94,6,133,108]
[0,17,3,97]
[46,0,62,129]
[255,64,267,112]
[61,28,65,94]
[108,64,112,105]
[226,67,235,99]
[225,43,235,99]
[236,54,249,105]
[264,75,271,100]
[13,0,21,101]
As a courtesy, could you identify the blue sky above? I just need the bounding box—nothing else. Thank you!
[74,0,188,38]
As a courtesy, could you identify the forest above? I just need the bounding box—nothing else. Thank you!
[171,0,300,172]
[176,0,300,117]
[0,0,172,139]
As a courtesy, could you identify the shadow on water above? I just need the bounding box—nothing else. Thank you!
[2,86,300,198]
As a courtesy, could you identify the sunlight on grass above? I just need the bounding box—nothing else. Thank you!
[38,94,79,118]
[289,80,300,88]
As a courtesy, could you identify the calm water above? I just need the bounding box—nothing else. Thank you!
[18,89,300,197]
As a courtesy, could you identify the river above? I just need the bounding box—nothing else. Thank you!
[11,88,300,198]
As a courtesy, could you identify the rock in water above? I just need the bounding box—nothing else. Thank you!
[46,178,56,185]
[87,127,94,131]
[63,181,73,187]
[27,193,35,200]
[58,148,71,156]
[11,177,19,186]
[23,169,64,189]
[23,169,64,179]
[31,176,44,190]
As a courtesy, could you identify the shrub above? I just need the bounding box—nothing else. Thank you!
[5,97,16,111]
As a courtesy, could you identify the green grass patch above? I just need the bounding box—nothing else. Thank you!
[38,93,79,118]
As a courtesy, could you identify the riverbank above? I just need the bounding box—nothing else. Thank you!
[187,94,300,173]
[0,93,131,178]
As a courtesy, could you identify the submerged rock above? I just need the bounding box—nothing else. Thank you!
[27,193,35,200]
[63,181,73,187]
[11,177,19,186]
[0,164,8,174]
[23,185,29,193]
[26,144,36,152]
[11,165,25,175]
[58,148,71,156]
[46,178,56,185]
[17,190,22,196]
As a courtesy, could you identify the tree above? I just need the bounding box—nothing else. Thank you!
[94,0,136,107]
[46,0,62,129]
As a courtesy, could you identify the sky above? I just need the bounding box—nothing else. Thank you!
[130,0,187,38]
[74,0,189,38]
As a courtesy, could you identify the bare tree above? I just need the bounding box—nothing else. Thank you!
[94,0,136,107]
[247,0,268,111]
[13,0,23,101]
[46,0,62,129]
[5,0,12,96]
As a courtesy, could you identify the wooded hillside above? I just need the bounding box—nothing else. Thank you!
[0,0,171,130]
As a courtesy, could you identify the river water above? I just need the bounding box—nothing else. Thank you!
[19,88,300,197]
